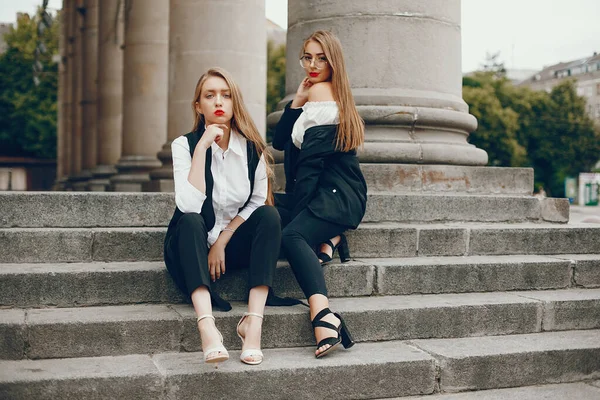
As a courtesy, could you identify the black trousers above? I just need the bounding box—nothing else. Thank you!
[281,208,347,299]
[164,205,281,298]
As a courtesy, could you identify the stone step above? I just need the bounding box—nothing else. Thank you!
[0,191,567,228]
[2,255,598,308]
[2,289,599,360]
[0,341,436,400]
[2,330,600,399]
[273,163,534,195]
[2,222,600,263]
[392,382,600,400]
[410,330,600,392]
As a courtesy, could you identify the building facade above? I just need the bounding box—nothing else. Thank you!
[519,53,600,122]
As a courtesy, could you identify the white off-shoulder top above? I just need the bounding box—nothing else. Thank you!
[291,101,339,149]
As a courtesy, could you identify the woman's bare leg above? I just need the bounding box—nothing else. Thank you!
[191,286,225,360]
[237,285,269,362]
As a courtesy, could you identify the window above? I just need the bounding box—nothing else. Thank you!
[597,83,600,95]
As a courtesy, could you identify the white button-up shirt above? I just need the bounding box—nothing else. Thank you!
[171,129,268,246]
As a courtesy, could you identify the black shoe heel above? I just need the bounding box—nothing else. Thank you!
[336,313,355,349]
[338,234,350,263]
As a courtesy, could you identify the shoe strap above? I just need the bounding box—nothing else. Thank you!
[316,336,341,349]
[243,312,264,319]
[313,320,339,331]
[312,308,332,324]
[323,239,336,250]
[197,314,215,323]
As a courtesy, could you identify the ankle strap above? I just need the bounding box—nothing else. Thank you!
[312,308,332,323]
[243,312,264,319]
[197,314,215,323]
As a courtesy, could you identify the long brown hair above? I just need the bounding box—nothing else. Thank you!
[301,30,364,152]
[191,67,274,205]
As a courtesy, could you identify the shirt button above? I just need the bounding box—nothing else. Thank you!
[332,189,337,193]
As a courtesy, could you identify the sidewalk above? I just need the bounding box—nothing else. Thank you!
[569,205,600,224]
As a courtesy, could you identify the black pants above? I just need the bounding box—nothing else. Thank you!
[164,205,281,298]
[281,208,347,299]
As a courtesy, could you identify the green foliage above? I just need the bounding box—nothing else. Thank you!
[0,10,58,158]
[266,40,286,142]
[465,71,600,197]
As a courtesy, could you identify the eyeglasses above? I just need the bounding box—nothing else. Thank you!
[299,55,328,70]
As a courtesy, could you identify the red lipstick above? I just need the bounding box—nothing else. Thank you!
[214,110,225,116]
[309,72,319,77]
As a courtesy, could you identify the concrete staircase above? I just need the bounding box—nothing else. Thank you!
[1,165,600,399]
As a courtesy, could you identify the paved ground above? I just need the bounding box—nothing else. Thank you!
[569,205,600,224]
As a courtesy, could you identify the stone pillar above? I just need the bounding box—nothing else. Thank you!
[110,0,168,192]
[89,0,124,191]
[71,0,98,191]
[55,1,70,190]
[68,1,84,188]
[272,0,488,166]
[145,0,266,192]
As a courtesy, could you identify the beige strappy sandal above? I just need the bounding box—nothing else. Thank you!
[236,312,264,365]
[197,314,229,368]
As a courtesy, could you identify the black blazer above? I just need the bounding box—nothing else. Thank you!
[273,101,367,229]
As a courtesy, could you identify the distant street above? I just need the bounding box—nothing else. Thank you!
[569,205,600,224]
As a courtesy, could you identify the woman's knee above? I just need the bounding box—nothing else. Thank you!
[253,205,281,230]
[281,226,304,249]
[176,213,207,233]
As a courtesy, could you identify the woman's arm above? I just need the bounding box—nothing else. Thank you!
[237,153,268,221]
[172,137,207,213]
[273,101,303,150]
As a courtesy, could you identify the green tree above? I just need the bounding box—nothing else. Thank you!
[464,71,600,197]
[266,40,285,142]
[464,72,526,166]
[0,9,58,158]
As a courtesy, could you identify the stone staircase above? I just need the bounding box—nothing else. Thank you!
[1,165,600,399]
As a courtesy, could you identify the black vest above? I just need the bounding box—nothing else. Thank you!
[165,127,261,242]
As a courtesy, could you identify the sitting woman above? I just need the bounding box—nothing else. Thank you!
[164,67,280,367]
[273,30,368,358]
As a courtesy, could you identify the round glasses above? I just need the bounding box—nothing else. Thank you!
[299,56,328,70]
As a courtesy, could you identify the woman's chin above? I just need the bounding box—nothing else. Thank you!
[205,115,230,125]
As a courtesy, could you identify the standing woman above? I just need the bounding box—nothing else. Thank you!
[164,67,281,366]
[273,31,367,358]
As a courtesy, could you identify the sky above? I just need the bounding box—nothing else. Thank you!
[2,0,599,73]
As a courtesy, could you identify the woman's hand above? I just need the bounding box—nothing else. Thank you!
[207,242,226,282]
[197,124,227,151]
[291,77,312,108]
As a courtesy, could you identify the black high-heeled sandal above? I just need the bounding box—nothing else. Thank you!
[311,307,355,359]
[317,234,350,265]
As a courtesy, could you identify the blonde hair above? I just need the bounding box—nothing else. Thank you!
[191,67,274,205]
[301,30,364,152]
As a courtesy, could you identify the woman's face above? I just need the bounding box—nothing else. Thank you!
[302,40,332,84]
[195,76,233,126]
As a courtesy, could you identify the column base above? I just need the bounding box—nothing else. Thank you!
[267,93,490,166]
[88,165,118,192]
[143,178,174,192]
[52,176,71,191]
[144,142,174,192]
[69,170,93,191]
[110,155,161,192]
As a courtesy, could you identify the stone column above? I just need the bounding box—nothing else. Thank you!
[89,0,124,191]
[71,0,98,191]
[68,1,84,188]
[272,0,488,166]
[145,0,266,192]
[55,1,70,189]
[110,0,168,192]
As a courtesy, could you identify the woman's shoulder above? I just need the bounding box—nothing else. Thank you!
[172,135,189,148]
[308,81,334,102]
